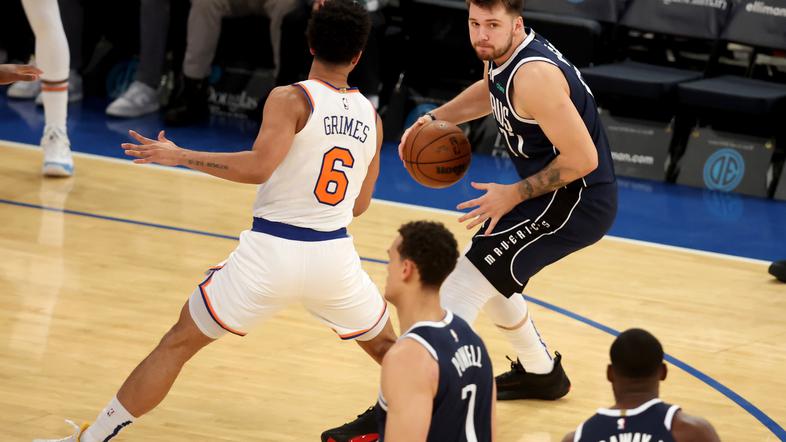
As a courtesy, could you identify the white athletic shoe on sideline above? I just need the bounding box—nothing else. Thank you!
[7,77,41,99]
[106,81,160,118]
[33,419,89,442]
[41,125,74,177]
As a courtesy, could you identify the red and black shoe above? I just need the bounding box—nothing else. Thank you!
[321,405,379,442]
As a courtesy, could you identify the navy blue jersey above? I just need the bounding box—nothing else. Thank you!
[574,399,681,442]
[377,311,493,442]
[487,28,615,187]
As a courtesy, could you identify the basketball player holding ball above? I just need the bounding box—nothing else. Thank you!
[321,0,618,439]
[401,0,618,403]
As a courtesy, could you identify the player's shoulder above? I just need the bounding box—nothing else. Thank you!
[671,410,720,442]
[268,84,310,105]
[382,336,439,381]
[516,57,562,81]
[385,334,435,363]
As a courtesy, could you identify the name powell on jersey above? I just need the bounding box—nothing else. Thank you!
[451,344,484,378]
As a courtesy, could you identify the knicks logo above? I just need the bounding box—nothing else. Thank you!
[703,148,745,192]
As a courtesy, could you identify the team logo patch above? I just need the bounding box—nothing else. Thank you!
[703,148,745,192]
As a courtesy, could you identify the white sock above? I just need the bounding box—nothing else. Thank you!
[80,396,135,442]
[41,80,68,129]
[484,294,554,374]
[21,0,70,129]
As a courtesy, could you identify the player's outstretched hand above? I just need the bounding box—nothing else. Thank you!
[398,115,432,162]
[457,182,521,235]
[122,130,185,166]
[0,64,43,85]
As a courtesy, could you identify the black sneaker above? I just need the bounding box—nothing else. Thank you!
[769,260,786,282]
[495,352,571,400]
[321,405,379,442]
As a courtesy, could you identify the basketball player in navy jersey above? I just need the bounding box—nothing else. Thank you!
[399,0,618,401]
[563,329,719,442]
[378,221,495,442]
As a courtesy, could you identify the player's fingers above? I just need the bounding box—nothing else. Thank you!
[128,130,156,145]
[158,130,170,143]
[483,217,499,236]
[19,73,37,81]
[471,182,489,190]
[398,129,410,160]
[466,214,488,230]
[457,208,483,223]
[456,198,481,210]
[121,142,147,151]
[19,65,42,75]
[123,149,148,158]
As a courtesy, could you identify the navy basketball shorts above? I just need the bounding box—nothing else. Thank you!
[465,180,618,297]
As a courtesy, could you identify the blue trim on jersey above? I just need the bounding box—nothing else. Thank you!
[251,217,348,241]
[317,79,360,92]
[293,83,314,113]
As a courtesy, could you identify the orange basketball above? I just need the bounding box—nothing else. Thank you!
[402,120,472,189]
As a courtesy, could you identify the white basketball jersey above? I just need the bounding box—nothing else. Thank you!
[253,80,378,231]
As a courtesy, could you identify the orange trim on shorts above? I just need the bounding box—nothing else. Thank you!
[198,266,247,336]
[336,301,388,340]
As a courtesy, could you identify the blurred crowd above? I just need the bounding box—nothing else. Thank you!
[0,0,389,126]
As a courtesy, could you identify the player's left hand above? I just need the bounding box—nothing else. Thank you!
[122,130,186,166]
[457,182,521,235]
[0,64,43,85]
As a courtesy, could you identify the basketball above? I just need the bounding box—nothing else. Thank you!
[402,120,472,189]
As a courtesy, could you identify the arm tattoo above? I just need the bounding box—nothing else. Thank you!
[187,159,229,170]
[517,162,571,201]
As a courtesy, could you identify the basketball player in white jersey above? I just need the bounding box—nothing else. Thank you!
[34,1,396,441]
[21,0,74,176]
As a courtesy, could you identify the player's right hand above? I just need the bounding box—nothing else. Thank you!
[398,115,433,162]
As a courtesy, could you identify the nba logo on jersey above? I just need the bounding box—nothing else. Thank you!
[617,418,625,430]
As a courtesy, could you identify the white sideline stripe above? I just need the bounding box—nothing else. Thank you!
[1,139,772,266]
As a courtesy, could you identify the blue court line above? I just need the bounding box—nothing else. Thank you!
[0,198,387,265]
[3,197,784,439]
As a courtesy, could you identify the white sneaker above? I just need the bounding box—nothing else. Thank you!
[106,81,160,118]
[41,125,74,177]
[33,419,89,442]
[35,70,83,105]
[8,77,41,99]
[8,56,40,99]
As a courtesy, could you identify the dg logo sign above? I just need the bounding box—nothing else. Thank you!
[703,148,745,192]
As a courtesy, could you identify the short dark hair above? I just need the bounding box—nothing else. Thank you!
[610,329,664,378]
[466,0,523,15]
[397,221,459,289]
[307,0,371,65]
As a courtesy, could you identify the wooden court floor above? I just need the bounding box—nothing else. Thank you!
[1,143,784,441]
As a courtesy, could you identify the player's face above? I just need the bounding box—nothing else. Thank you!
[468,3,520,61]
[383,236,405,303]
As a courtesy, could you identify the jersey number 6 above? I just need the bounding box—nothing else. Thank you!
[314,146,355,206]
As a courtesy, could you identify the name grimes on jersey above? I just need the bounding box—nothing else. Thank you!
[323,115,371,143]
[451,344,484,378]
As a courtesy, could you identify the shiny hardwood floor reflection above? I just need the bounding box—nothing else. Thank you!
[2,144,783,441]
